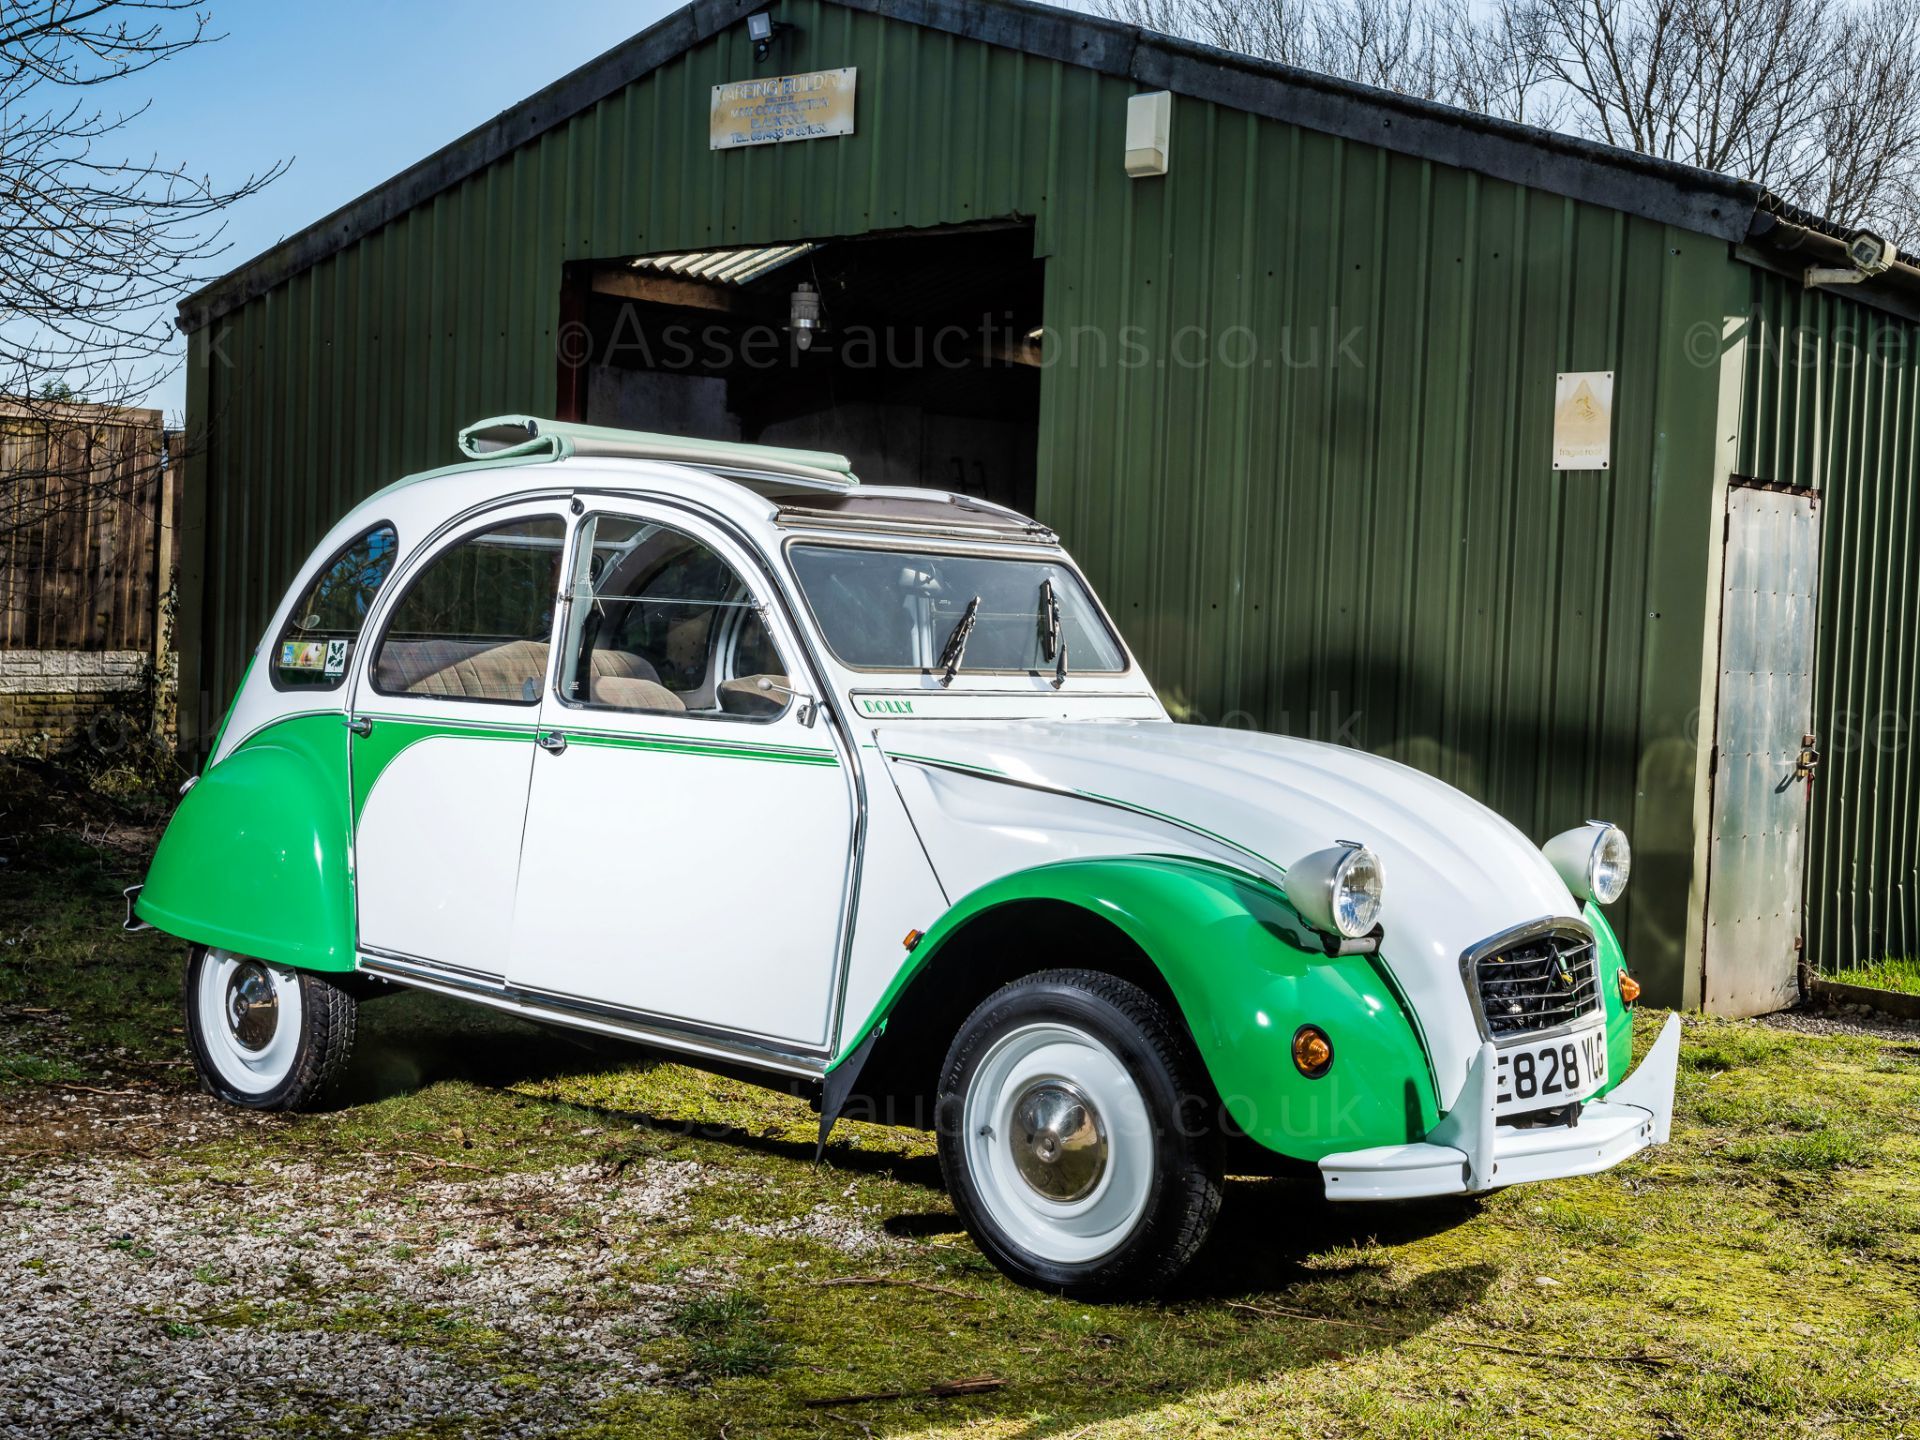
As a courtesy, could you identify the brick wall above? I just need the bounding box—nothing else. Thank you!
[0,648,156,750]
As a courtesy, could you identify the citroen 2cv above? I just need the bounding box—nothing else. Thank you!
[132,416,1679,1294]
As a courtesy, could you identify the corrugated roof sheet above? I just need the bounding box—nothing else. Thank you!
[630,243,818,286]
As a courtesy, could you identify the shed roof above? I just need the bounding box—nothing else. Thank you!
[175,0,1903,333]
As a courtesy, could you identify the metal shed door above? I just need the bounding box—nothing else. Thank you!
[1704,485,1822,1016]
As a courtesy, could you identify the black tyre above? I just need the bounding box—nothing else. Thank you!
[183,945,359,1110]
[935,969,1224,1296]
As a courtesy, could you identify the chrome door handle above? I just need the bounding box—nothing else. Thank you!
[536,730,568,754]
[345,715,373,737]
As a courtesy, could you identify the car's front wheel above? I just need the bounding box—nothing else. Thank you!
[184,946,358,1110]
[935,969,1224,1296]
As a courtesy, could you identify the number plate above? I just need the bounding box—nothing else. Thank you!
[1493,1025,1609,1116]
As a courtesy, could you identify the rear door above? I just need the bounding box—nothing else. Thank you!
[1704,483,1823,1016]
[348,504,568,979]
[505,503,855,1048]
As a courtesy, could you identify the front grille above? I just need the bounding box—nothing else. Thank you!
[1467,925,1603,1038]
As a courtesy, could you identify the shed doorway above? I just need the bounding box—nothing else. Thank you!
[1702,482,1824,1016]
[559,223,1044,513]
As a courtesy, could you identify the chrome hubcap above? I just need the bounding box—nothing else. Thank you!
[1009,1080,1107,1202]
[224,961,280,1052]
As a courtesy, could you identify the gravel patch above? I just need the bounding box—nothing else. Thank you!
[1757,1004,1920,1042]
[713,1191,899,1256]
[0,1080,273,1160]
[2,1154,707,1438]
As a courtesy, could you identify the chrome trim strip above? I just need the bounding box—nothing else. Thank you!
[773,509,1057,543]
[357,949,829,1078]
[1458,916,1606,1045]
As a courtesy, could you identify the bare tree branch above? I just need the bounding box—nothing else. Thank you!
[1093,0,1920,245]
[1,1,285,545]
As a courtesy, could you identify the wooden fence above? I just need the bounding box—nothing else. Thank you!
[1,403,180,747]
[1,403,177,652]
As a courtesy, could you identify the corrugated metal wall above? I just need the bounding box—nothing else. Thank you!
[1738,270,1920,973]
[184,0,1736,996]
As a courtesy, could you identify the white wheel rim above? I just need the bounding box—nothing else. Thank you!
[962,1022,1155,1266]
[195,949,303,1095]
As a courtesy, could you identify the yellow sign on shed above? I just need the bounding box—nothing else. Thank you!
[1553,371,1614,471]
[710,68,857,150]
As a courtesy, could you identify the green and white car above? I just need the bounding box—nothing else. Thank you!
[133,416,1679,1295]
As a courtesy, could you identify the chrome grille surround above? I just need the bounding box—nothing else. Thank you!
[1459,917,1604,1042]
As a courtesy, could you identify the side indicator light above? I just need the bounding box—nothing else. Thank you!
[1292,1025,1334,1079]
[1618,971,1642,1006]
[902,929,924,951]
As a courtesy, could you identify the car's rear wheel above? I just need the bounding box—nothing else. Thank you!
[184,946,358,1110]
[935,969,1224,1296]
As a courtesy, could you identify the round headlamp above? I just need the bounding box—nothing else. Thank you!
[1544,821,1631,905]
[1287,842,1385,940]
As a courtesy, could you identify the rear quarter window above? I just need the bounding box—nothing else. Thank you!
[271,524,399,691]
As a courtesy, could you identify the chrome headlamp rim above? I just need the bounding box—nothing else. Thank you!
[1544,820,1631,905]
[1288,841,1386,941]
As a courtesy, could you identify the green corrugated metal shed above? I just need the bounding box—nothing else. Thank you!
[172,0,1920,1009]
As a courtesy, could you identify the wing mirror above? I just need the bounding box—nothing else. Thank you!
[756,677,819,727]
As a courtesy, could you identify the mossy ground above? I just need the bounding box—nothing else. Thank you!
[4,809,1919,1438]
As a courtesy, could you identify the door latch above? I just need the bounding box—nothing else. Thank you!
[1794,733,1820,780]
[345,715,373,737]
[537,730,569,754]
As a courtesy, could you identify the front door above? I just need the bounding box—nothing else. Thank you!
[1704,483,1823,1016]
[506,505,855,1048]
[349,505,570,978]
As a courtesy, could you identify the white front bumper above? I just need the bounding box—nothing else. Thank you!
[1319,1013,1681,1202]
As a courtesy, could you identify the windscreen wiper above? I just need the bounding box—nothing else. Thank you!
[1039,578,1067,688]
[936,595,981,686]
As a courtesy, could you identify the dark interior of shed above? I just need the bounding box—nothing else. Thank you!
[563,222,1044,514]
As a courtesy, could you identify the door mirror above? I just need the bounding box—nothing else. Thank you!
[754,677,817,727]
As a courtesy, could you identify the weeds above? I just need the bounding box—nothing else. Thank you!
[670,1292,787,1377]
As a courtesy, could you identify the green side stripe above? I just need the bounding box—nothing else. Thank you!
[349,714,838,822]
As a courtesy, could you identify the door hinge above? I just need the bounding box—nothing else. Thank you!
[345,715,372,737]
[537,730,568,754]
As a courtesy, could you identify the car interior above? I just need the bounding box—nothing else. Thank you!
[369,513,790,719]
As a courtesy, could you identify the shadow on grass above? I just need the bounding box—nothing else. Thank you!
[348,990,1493,1291]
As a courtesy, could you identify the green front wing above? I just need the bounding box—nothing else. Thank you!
[841,856,1449,1164]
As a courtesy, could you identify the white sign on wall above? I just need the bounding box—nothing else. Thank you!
[1552,371,1614,471]
[710,68,857,150]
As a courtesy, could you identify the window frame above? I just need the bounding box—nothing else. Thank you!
[268,521,401,695]
[553,508,797,727]
[365,510,571,709]
[780,536,1133,678]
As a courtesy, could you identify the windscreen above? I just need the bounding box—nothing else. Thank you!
[789,545,1126,674]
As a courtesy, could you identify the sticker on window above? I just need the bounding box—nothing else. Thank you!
[280,640,328,671]
[324,639,349,677]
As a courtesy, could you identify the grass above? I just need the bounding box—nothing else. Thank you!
[6,785,1920,1438]
[1830,956,1920,997]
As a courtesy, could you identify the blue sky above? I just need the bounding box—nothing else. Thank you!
[122,1,682,421]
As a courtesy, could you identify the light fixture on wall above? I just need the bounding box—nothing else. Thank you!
[789,280,825,350]
[746,11,792,63]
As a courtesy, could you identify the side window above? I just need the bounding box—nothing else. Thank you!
[371,515,566,704]
[558,514,787,719]
[272,524,399,691]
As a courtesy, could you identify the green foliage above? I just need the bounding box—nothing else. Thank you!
[670,1292,787,1378]
[1833,956,1920,996]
